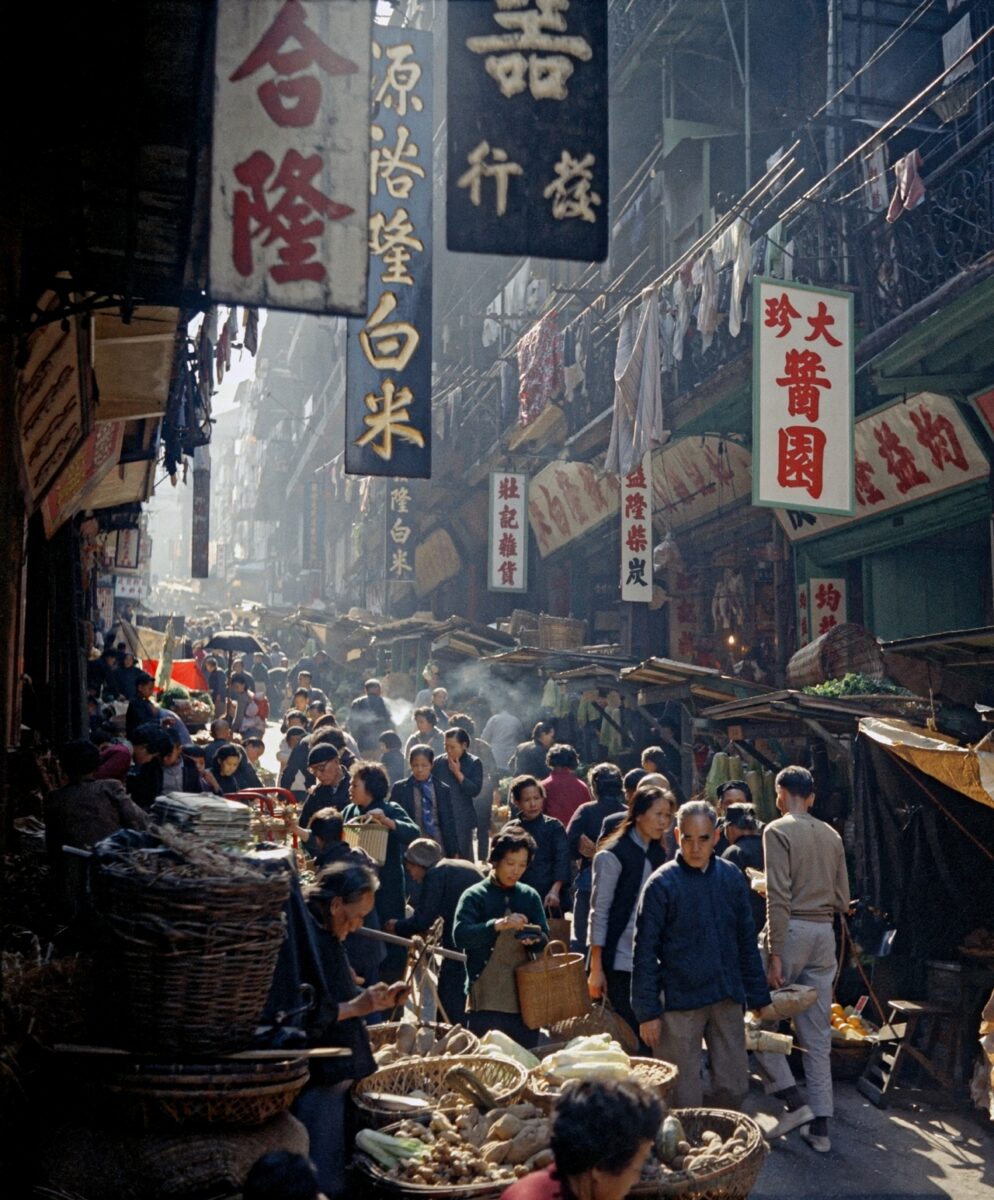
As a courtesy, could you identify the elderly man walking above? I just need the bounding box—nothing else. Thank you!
[756,766,850,1154]
[632,800,773,1110]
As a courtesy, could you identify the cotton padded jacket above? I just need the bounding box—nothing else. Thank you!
[631,853,770,1022]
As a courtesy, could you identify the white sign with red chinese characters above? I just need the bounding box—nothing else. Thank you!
[796,582,811,647]
[809,577,848,639]
[652,437,753,530]
[778,393,990,541]
[489,471,528,592]
[210,0,372,315]
[754,278,854,515]
[621,453,652,602]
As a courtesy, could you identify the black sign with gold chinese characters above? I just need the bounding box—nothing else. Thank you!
[385,482,416,587]
[346,25,432,477]
[447,0,608,262]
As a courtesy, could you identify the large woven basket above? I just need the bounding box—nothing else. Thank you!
[538,613,588,650]
[631,1108,767,1198]
[343,819,389,866]
[550,996,639,1055]
[95,1058,310,1129]
[527,1056,679,1114]
[353,1116,511,1198]
[368,1020,481,1054]
[515,940,591,1030]
[351,1054,528,1128]
[785,622,883,688]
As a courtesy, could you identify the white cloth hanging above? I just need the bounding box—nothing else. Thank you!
[605,289,665,478]
[673,277,692,363]
[697,251,719,351]
[728,219,752,338]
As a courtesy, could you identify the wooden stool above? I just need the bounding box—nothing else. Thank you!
[858,999,962,1108]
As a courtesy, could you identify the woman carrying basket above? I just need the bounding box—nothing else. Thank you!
[453,824,549,1049]
[340,761,419,983]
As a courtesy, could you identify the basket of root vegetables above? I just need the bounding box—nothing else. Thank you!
[353,1103,553,1198]
[527,1034,679,1114]
[632,1109,767,1198]
[370,1020,480,1066]
[351,1054,529,1129]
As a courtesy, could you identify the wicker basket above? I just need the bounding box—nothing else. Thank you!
[97,1061,310,1129]
[343,819,389,866]
[830,1038,876,1081]
[368,1021,481,1055]
[631,1108,768,1198]
[785,622,884,688]
[538,613,588,650]
[97,912,288,1054]
[516,940,591,1030]
[550,996,639,1056]
[353,1117,510,1198]
[527,1056,679,1114]
[351,1054,528,1128]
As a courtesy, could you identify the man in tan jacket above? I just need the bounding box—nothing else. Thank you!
[756,765,850,1154]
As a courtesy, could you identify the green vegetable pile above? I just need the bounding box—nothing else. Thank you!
[804,673,911,698]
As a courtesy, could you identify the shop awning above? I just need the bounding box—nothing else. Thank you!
[880,626,994,707]
[859,717,994,811]
[620,657,769,705]
[701,689,932,733]
[93,307,181,421]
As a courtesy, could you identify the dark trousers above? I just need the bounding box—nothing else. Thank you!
[467,1009,540,1050]
[293,1079,351,1198]
[605,967,650,1055]
[474,792,492,862]
[437,959,467,1025]
[571,888,591,954]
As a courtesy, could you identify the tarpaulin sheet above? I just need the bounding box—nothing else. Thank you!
[859,717,994,810]
[141,659,208,693]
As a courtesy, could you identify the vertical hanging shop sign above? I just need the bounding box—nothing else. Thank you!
[385,483,416,586]
[796,582,811,647]
[489,471,528,592]
[115,528,142,572]
[753,279,854,515]
[447,0,608,261]
[346,24,432,477]
[620,453,652,602]
[809,577,847,638]
[210,0,372,315]
[191,459,211,579]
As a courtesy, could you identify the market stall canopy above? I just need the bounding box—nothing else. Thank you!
[880,626,994,708]
[620,657,771,706]
[482,645,636,671]
[701,689,933,735]
[859,717,994,812]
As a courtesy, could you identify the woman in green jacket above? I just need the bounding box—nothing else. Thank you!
[453,824,549,1049]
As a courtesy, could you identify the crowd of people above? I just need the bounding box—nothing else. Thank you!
[55,634,851,1196]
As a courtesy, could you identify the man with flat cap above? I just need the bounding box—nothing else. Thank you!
[387,839,483,1023]
[298,743,350,829]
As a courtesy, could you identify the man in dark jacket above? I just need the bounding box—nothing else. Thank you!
[348,678,393,753]
[432,728,483,861]
[507,775,570,911]
[125,672,159,740]
[204,716,262,791]
[632,799,774,1110]
[510,721,556,780]
[298,744,351,829]
[126,723,175,810]
[391,745,460,858]
[388,839,483,1023]
[721,803,766,934]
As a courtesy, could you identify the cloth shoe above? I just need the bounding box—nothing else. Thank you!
[767,1104,814,1139]
[801,1125,831,1153]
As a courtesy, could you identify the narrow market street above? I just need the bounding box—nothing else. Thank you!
[3,2,994,1199]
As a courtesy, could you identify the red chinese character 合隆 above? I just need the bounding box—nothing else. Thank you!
[909,406,969,472]
[874,420,929,495]
[232,149,353,283]
[230,0,359,127]
[764,292,802,337]
[815,582,842,613]
[625,524,648,553]
[624,491,647,520]
[497,475,520,500]
[498,504,520,530]
[805,300,843,347]
[855,456,885,507]
[777,426,826,499]
[499,559,517,586]
[498,532,518,558]
[776,348,831,422]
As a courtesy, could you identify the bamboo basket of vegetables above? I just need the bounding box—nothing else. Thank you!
[353,1103,552,1197]
[631,1109,767,1198]
[526,1035,678,1113]
[351,1054,529,1129]
[370,1020,480,1064]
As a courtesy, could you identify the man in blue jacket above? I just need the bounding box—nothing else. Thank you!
[632,799,774,1109]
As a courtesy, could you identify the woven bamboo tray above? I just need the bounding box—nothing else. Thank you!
[526,1056,679,1114]
[351,1054,528,1128]
[368,1021,480,1054]
[631,1108,767,1199]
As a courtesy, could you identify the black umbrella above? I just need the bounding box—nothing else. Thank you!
[204,629,267,698]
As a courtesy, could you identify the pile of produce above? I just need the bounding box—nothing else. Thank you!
[355,1105,552,1188]
[374,1022,478,1067]
[476,1030,539,1071]
[640,1114,753,1186]
[804,673,910,698]
[830,1002,876,1042]
[536,1034,630,1083]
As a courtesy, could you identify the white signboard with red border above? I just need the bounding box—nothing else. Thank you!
[620,452,652,602]
[489,471,528,592]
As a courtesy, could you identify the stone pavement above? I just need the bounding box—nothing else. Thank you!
[744,1082,993,1199]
